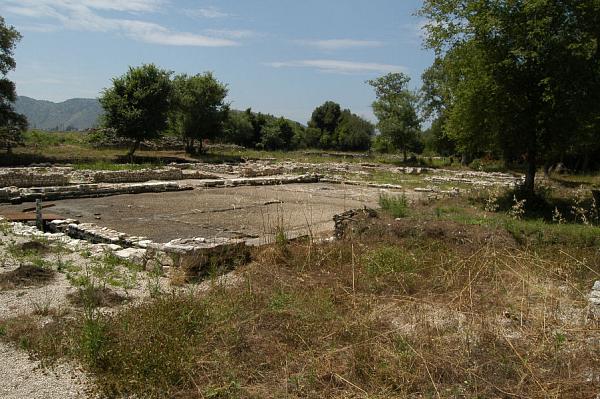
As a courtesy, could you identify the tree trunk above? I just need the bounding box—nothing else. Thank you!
[543,162,551,178]
[523,153,536,194]
[185,138,196,154]
[582,152,590,172]
[461,153,470,166]
[127,139,140,163]
[402,148,407,162]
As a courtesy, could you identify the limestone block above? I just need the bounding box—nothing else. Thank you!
[114,248,147,265]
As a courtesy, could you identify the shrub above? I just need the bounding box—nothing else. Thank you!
[379,193,409,218]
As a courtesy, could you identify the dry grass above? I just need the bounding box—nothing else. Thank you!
[66,287,127,308]
[0,264,56,290]
[1,213,598,398]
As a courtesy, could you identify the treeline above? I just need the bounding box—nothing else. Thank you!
[418,0,600,191]
[223,102,373,152]
[98,64,377,157]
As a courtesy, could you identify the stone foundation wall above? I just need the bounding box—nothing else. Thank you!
[0,169,70,188]
[4,182,192,203]
[91,168,183,183]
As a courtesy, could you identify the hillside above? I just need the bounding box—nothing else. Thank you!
[14,96,103,131]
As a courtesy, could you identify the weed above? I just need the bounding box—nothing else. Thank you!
[508,195,526,220]
[362,245,416,276]
[31,296,53,316]
[379,193,409,218]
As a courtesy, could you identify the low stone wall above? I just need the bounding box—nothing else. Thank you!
[91,168,183,183]
[196,174,320,188]
[240,166,284,178]
[333,207,378,240]
[0,168,70,188]
[47,219,249,278]
[4,182,192,203]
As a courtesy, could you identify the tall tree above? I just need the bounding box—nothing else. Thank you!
[170,72,229,154]
[420,0,600,193]
[0,17,27,154]
[335,110,374,151]
[368,73,421,161]
[259,118,295,150]
[308,101,342,146]
[99,64,172,159]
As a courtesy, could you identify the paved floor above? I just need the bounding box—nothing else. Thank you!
[0,183,394,243]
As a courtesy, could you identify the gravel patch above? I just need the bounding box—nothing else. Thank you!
[0,342,90,399]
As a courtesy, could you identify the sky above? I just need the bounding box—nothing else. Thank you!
[1,0,434,124]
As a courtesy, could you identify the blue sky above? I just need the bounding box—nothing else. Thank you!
[2,0,433,123]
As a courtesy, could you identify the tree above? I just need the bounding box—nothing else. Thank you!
[368,73,421,161]
[223,110,254,147]
[419,0,600,193]
[170,72,229,154]
[306,102,373,151]
[0,17,27,154]
[259,118,294,150]
[99,64,172,159]
[308,101,342,146]
[246,108,267,147]
[335,110,374,151]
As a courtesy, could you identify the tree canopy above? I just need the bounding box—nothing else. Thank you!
[0,17,27,153]
[368,73,421,161]
[170,72,229,154]
[419,0,600,191]
[305,101,374,151]
[99,64,172,158]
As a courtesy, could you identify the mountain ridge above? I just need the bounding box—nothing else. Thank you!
[14,96,103,131]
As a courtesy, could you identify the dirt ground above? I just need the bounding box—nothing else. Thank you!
[0,183,404,243]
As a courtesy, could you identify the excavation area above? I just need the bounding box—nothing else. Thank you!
[0,182,386,243]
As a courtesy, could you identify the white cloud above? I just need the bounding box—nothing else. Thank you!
[1,0,239,47]
[296,39,384,50]
[184,7,229,19]
[204,29,256,39]
[17,24,61,33]
[77,0,166,12]
[265,59,407,74]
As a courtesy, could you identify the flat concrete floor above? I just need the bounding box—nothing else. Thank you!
[1,183,391,243]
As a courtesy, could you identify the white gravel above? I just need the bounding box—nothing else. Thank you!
[0,342,90,399]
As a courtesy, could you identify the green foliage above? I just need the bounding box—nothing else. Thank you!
[308,101,341,135]
[419,0,600,191]
[99,64,172,157]
[371,134,395,154]
[170,72,229,154]
[222,110,255,147]
[368,73,421,161]
[259,118,295,150]
[0,17,28,154]
[304,101,374,151]
[222,108,305,151]
[379,193,409,218]
[362,246,416,276]
[72,161,161,171]
[335,110,374,151]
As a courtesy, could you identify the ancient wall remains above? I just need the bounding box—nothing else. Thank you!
[0,168,70,188]
[91,168,183,183]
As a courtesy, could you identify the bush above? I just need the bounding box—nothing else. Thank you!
[362,246,416,276]
[379,193,409,218]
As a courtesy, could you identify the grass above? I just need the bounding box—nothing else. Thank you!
[379,192,409,218]
[71,160,163,171]
[1,210,598,397]
[2,130,600,397]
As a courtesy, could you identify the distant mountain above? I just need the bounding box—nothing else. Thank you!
[14,96,103,131]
